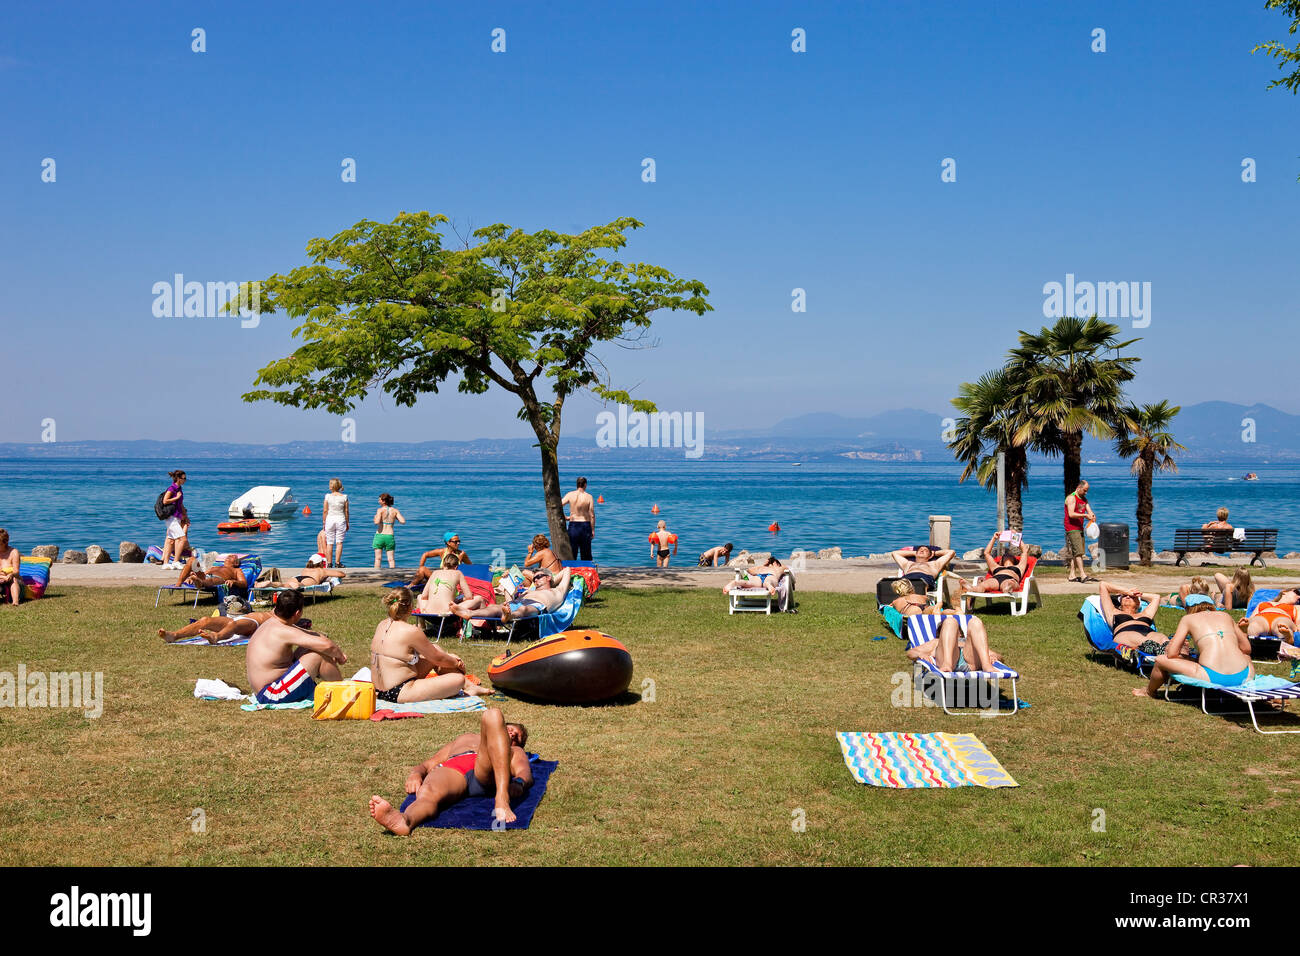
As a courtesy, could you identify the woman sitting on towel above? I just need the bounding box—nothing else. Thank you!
[1173,576,1213,609]
[958,534,1032,596]
[1098,582,1180,658]
[1213,568,1255,611]
[371,589,494,703]
[1134,596,1253,697]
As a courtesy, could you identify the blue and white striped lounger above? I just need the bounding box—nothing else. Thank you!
[905,613,1021,716]
[1078,596,1161,675]
[1167,673,1300,735]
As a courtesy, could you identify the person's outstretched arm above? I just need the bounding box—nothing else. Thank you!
[890,549,910,572]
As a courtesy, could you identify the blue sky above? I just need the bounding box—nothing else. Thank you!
[1,0,1296,443]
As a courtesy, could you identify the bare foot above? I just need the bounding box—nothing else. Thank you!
[493,801,517,824]
[1131,687,1156,698]
[465,683,495,697]
[368,796,411,835]
[198,629,222,645]
[158,628,178,643]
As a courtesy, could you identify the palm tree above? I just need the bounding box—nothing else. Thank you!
[1008,316,1140,495]
[1115,401,1185,566]
[949,367,1030,530]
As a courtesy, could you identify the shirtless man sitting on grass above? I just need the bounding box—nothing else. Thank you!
[369,707,532,834]
[159,610,275,644]
[1133,596,1253,697]
[245,590,347,704]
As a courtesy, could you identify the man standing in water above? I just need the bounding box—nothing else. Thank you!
[562,477,595,560]
[1064,479,1097,583]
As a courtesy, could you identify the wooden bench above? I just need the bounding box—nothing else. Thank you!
[1171,528,1278,567]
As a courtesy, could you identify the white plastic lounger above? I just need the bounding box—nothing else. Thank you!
[1166,673,1300,735]
[727,569,793,614]
[906,613,1021,716]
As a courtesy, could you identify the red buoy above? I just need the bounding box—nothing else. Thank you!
[769,522,781,533]
[303,506,312,516]
[651,504,660,514]
[597,495,604,504]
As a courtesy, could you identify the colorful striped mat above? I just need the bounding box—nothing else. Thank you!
[836,732,1018,788]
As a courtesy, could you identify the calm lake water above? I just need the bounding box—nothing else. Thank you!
[0,458,1292,567]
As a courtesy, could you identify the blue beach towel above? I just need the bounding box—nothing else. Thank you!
[398,756,557,830]
[171,635,250,647]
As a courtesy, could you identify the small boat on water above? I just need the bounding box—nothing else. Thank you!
[217,518,271,534]
[1244,472,1259,481]
[227,486,298,518]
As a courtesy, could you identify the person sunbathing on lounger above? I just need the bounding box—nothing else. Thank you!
[1243,587,1300,654]
[159,610,275,644]
[418,553,479,615]
[368,707,532,833]
[245,590,346,704]
[722,557,786,595]
[272,565,346,589]
[1133,595,1253,697]
[958,534,1031,597]
[454,567,572,622]
[888,578,938,615]
[889,544,955,595]
[1098,582,1184,658]
[371,588,494,702]
[905,615,1003,672]
[175,554,247,591]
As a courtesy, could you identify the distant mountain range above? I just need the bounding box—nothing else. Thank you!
[0,402,1290,463]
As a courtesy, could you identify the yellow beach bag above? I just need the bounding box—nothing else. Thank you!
[312,680,375,720]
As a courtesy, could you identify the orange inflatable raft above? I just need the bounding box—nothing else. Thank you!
[488,630,633,704]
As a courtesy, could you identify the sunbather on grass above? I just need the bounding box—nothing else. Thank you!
[158,610,274,644]
[1098,582,1181,657]
[274,566,346,589]
[371,588,494,703]
[958,534,1031,596]
[1172,576,1213,609]
[889,544,954,594]
[455,567,571,622]
[418,553,478,615]
[245,590,346,705]
[906,615,1003,672]
[888,577,937,615]
[175,554,247,591]
[1134,596,1253,697]
[1213,569,1255,611]
[1244,587,1300,654]
[369,707,532,833]
[723,557,786,595]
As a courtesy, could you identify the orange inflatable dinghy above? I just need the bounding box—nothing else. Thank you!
[488,630,633,704]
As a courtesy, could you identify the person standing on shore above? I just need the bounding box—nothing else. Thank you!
[159,470,189,569]
[562,477,595,560]
[372,493,406,569]
[322,478,349,568]
[1064,479,1097,583]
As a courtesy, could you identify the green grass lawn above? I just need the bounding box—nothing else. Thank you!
[2,584,1300,866]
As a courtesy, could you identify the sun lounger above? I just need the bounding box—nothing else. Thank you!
[959,556,1040,616]
[905,613,1021,716]
[156,554,262,610]
[248,575,338,606]
[875,576,948,638]
[727,569,795,614]
[1165,673,1300,735]
[459,574,587,649]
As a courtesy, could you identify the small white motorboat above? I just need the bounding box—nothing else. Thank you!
[228,486,299,518]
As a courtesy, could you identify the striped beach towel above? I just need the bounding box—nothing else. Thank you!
[836,731,1018,788]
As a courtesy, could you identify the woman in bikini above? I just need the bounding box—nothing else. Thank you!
[1243,587,1300,652]
[522,534,564,584]
[1213,568,1255,611]
[1134,595,1253,697]
[370,589,493,703]
[372,493,406,569]
[418,553,484,616]
[959,534,1032,597]
[1098,582,1180,658]
[888,577,935,616]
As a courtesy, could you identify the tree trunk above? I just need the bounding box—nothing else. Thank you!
[1006,449,1027,531]
[1136,454,1154,566]
[538,440,574,560]
[1063,431,1083,494]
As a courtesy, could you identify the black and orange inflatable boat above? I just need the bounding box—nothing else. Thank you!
[488,630,633,704]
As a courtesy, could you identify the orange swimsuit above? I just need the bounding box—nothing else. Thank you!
[1253,602,1298,632]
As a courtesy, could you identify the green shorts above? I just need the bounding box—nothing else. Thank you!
[1066,529,1085,557]
[372,533,395,552]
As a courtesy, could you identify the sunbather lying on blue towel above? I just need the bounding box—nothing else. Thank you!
[1134,596,1253,698]
[369,707,531,834]
[1098,582,1184,658]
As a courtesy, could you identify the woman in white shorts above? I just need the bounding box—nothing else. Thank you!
[161,469,190,569]
[322,478,350,568]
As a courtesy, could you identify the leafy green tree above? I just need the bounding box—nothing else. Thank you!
[1007,316,1139,495]
[1115,401,1185,566]
[949,367,1031,531]
[240,212,711,557]
[1254,0,1300,94]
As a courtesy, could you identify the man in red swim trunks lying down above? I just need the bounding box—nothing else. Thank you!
[368,707,532,834]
